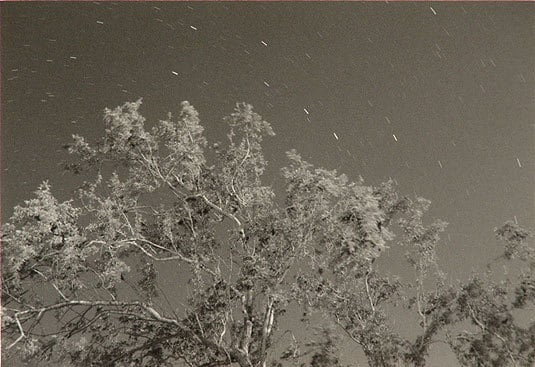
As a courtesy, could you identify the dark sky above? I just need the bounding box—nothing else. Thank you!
[1,2,534,365]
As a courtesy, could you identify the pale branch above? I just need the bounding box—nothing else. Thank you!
[127,240,193,263]
[6,300,182,349]
[415,272,427,330]
[334,317,362,346]
[121,211,137,237]
[195,312,206,338]
[186,205,198,238]
[195,194,245,237]
[467,305,485,331]
[364,273,376,314]
[218,314,228,347]
[259,297,275,364]
[51,283,69,301]
[7,316,26,350]
[239,290,254,355]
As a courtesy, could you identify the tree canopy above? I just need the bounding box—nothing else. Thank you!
[2,100,533,366]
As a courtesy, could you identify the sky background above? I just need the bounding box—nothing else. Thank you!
[1,2,534,365]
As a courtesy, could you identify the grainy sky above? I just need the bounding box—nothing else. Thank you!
[1,2,534,365]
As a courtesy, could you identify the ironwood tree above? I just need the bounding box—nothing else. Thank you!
[2,100,533,366]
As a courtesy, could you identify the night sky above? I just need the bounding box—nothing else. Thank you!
[1,2,534,365]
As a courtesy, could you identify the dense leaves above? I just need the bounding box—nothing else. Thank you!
[2,100,533,366]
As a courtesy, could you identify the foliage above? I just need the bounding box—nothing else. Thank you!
[2,100,533,366]
[447,222,535,367]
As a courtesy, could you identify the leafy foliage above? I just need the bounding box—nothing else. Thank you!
[448,223,535,367]
[2,100,533,366]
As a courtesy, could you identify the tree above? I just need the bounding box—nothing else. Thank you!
[447,222,535,367]
[2,100,533,366]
